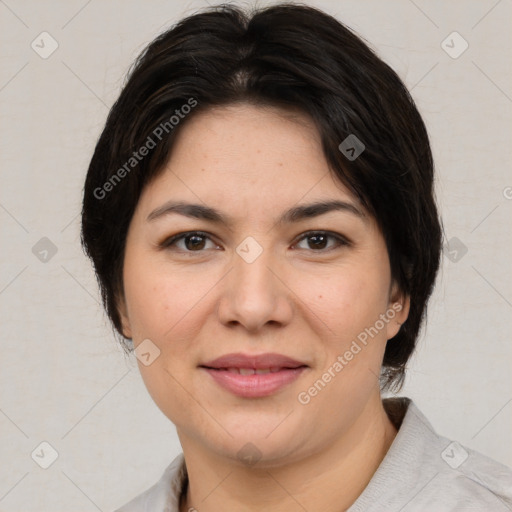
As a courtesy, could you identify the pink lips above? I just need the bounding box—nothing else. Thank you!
[200,352,308,398]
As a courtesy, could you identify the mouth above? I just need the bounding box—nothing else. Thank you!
[205,366,302,374]
[199,352,308,398]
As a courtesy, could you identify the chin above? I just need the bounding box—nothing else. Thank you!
[208,421,307,465]
[219,440,303,469]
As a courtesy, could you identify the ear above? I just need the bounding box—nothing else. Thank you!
[116,293,133,339]
[385,283,410,341]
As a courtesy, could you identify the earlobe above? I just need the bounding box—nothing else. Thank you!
[117,295,133,339]
[395,295,410,325]
[386,288,410,340]
[120,319,133,340]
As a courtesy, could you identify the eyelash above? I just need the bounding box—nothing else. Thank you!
[159,230,350,255]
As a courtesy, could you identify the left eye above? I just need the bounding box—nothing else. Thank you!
[294,231,348,251]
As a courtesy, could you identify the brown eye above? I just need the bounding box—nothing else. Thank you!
[182,234,207,251]
[160,231,218,252]
[294,231,349,252]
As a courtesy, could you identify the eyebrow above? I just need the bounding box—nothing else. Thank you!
[146,199,366,226]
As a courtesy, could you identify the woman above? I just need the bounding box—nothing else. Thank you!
[81,3,512,511]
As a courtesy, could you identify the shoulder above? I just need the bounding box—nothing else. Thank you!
[114,453,186,512]
[424,440,512,510]
[350,397,512,511]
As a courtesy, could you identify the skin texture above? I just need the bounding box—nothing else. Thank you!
[118,103,410,512]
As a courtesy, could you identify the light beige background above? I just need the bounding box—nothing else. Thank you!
[0,0,511,510]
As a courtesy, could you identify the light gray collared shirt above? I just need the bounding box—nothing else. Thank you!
[116,397,512,511]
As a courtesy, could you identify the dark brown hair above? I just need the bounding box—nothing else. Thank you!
[81,2,442,392]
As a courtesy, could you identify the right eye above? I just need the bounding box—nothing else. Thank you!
[159,231,221,253]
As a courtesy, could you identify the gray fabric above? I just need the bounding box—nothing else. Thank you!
[115,397,512,511]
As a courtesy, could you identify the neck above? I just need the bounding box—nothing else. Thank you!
[179,396,397,512]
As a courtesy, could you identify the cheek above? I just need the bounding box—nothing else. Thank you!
[299,272,390,415]
[305,268,388,342]
[123,254,219,350]
[123,269,172,341]
[123,248,177,334]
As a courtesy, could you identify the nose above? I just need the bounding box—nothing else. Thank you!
[216,243,294,333]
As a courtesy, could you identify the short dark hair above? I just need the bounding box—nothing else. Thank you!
[81,2,442,392]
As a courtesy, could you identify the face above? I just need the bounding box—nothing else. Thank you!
[119,103,409,466]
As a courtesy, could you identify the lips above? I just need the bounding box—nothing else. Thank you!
[200,352,307,370]
[199,352,308,398]
[221,367,286,375]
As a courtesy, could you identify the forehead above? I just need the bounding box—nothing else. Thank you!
[136,103,363,221]
[171,103,323,171]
